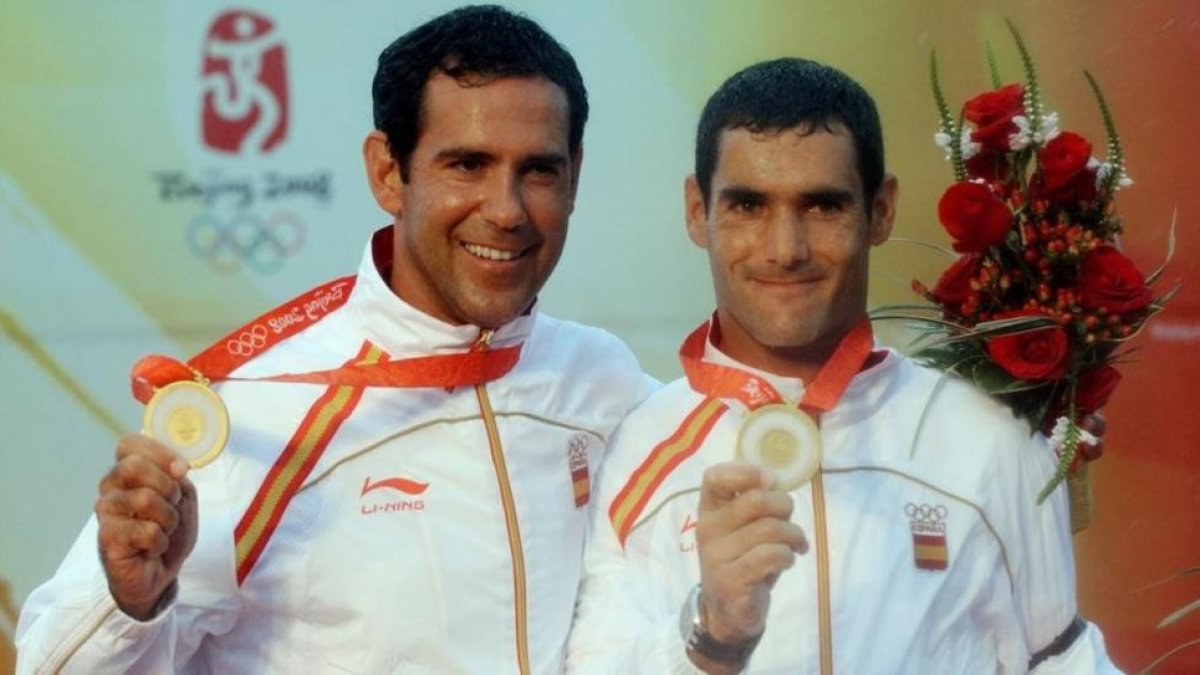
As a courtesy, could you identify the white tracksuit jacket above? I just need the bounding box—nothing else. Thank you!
[567,339,1120,674]
[17,230,651,674]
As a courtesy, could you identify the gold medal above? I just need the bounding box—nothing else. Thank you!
[736,404,821,491]
[142,380,229,468]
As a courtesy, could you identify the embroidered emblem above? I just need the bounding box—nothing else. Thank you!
[359,475,428,516]
[568,434,590,508]
[906,502,949,571]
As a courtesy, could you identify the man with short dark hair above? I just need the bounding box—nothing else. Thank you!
[567,58,1118,673]
[17,6,649,673]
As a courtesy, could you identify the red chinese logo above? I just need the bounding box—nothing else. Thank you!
[200,10,289,154]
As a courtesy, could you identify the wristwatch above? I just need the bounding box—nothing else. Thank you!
[679,584,762,665]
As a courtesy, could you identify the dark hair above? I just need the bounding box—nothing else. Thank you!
[372,5,588,180]
[695,57,884,209]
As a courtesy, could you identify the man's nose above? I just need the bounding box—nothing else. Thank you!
[479,172,526,230]
[765,212,810,267]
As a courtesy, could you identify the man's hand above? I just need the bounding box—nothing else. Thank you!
[695,462,808,646]
[95,434,198,620]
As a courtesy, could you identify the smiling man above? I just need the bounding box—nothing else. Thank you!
[567,58,1118,673]
[17,6,648,673]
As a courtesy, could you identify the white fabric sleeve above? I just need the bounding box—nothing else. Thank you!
[16,469,240,674]
[996,428,1122,674]
[565,497,703,675]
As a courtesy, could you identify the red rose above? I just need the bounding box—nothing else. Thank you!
[1077,245,1154,313]
[965,150,1011,182]
[932,254,983,310]
[937,182,1012,253]
[1038,132,1092,195]
[1075,364,1121,414]
[986,311,1071,381]
[964,83,1025,152]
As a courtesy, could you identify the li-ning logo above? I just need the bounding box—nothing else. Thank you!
[906,502,949,571]
[679,514,698,553]
[360,475,428,516]
[200,10,289,155]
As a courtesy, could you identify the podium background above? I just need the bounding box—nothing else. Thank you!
[1,1,1196,671]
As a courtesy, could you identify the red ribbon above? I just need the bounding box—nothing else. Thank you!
[679,317,875,414]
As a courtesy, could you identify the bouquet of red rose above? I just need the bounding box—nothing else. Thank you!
[880,22,1177,524]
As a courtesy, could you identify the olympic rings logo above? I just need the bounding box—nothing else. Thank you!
[226,324,268,357]
[905,502,948,523]
[187,210,305,274]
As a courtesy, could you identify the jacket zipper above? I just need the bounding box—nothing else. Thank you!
[812,471,833,675]
[473,329,531,675]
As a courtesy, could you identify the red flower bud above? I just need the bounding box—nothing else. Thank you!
[1077,245,1154,314]
[937,182,1012,253]
[964,83,1026,153]
[986,310,1071,381]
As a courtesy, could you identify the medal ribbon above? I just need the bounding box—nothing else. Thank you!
[130,275,521,403]
[679,316,875,414]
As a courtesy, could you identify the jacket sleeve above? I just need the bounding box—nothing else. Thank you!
[565,498,705,675]
[16,467,241,674]
[993,427,1122,674]
[565,413,705,675]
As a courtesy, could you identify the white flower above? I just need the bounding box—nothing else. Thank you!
[934,128,980,161]
[1009,112,1062,150]
[1047,416,1099,456]
[1095,162,1134,190]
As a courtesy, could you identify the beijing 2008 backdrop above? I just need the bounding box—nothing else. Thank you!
[1,1,1196,671]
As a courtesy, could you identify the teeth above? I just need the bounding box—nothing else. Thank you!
[464,243,521,261]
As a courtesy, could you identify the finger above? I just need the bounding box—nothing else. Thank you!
[116,433,189,480]
[699,462,774,514]
[698,488,794,544]
[102,454,182,504]
[732,542,798,587]
[98,518,170,559]
[95,488,180,535]
[702,516,807,564]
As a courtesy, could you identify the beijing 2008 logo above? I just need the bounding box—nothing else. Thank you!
[151,9,332,275]
[201,10,288,155]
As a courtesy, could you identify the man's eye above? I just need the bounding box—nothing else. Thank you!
[730,200,763,214]
[808,200,844,215]
[452,159,484,173]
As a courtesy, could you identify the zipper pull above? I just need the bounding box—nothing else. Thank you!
[473,328,495,352]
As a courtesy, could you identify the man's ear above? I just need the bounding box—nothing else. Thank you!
[363,130,404,216]
[869,173,898,246]
[684,174,710,249]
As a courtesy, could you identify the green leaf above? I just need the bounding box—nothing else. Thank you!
[1145,210,1177,286]
[985,41,1003,89]
[1084,70,1125,195]
[970,360,1046,395]
[930,49,966,181]
[1006,20,1042,131]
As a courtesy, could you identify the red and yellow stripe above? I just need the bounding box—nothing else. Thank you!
[234,342,384,584]
[609,398,726,547]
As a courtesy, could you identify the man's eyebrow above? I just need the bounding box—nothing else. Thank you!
[432,147,494,163]
[717,186,767,203]
[798,188,856,203]
[522,152,570,168]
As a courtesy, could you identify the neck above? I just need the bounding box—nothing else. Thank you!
[712,311,861,383]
